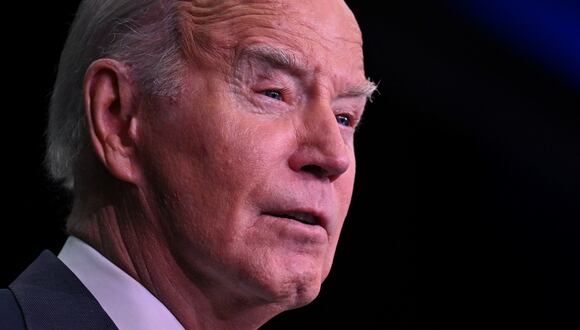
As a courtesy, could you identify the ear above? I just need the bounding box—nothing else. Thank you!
[83,59,140,184]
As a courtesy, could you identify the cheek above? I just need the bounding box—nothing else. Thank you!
[138,96,296,230]
[218,111,298,170]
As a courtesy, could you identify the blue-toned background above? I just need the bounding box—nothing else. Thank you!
[453,0,580,89]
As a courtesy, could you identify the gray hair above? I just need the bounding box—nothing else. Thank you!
[46,0,185,190]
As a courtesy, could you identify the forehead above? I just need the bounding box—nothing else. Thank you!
[178,0,364,76]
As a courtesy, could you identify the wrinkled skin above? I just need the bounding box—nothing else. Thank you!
[75,0,372,328]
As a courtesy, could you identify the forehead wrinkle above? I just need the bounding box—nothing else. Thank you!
[176,0,369,97]
[284,0,362,48]
[175,0,288,64]
[295,15,362,47]
[181,2,282,25]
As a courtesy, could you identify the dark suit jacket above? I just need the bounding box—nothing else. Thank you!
[0,250,118,329]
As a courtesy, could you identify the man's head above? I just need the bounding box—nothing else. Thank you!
[48,0,374,326]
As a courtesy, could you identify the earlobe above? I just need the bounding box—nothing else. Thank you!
[83,59,139,184]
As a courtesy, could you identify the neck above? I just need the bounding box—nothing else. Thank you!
[67,183,283,329]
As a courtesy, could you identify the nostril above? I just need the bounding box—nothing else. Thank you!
[301,164,327,179]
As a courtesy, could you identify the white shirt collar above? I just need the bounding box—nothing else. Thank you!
[58,236,185,330]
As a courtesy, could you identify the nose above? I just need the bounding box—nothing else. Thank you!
[288,100,351,182]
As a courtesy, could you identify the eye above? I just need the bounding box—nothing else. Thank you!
[261,89,283,101]
[336,114,352,127]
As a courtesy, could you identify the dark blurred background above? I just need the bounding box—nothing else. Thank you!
[2,1,578,329]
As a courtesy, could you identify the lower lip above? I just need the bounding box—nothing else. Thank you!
[261,214,328,243]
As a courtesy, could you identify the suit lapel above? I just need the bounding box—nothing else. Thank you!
[9,250,118,330]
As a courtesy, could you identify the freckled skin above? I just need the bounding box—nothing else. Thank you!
[76,0,369,329]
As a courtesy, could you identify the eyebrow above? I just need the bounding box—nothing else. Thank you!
[340,79,378,101]
[239,45,304,72]
[239,45,377,101]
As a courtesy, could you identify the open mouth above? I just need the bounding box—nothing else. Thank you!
[266,212,319,226]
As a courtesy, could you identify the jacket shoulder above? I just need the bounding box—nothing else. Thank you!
[0,288,26,329]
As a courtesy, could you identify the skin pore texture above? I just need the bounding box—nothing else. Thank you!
[67,0,373,328]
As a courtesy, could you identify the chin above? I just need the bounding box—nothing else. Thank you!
[263,266,324,311]
[286,281,322,310]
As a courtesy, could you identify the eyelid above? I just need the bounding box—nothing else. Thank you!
[333,102,362,127]
[257,87,292,103]
[338,112,358,128]
[262,89,281,98]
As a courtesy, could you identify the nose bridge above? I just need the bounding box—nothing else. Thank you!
[290,97,351,180]
[304,99,344,153]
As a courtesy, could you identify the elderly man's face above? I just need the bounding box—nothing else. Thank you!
[137,0,368,309]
